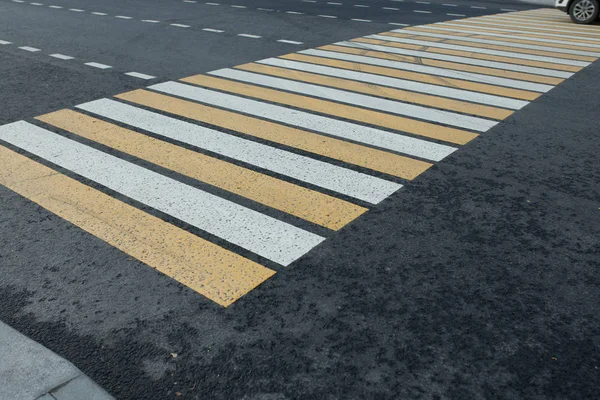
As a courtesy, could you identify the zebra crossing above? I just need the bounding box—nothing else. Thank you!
[1,8,598,307]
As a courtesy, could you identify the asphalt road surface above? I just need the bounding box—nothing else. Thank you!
[1,0,599,399]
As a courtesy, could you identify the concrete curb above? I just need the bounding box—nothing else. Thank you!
[0,321,114,400]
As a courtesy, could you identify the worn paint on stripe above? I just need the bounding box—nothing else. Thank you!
[368,34,592,65]
[182,74,479,145]
[115,88,432,180]
[319,44,564,84]
[0,121,325,266]
[36,110,368,231]
[396,29,600,57]
[210,68,497,132]
[419,25,600,50]
[350,37,584,72]
[326,43,572,79]
[244,60,513,119]
[77,98,402,204]
[144,81,456,162]
[290,51,528,109]
[0,143,275,307]
[286,51,539,102]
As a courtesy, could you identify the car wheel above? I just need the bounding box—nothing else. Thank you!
[570,0,600,24]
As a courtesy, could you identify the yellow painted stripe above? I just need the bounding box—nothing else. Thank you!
[116,89,433,178]
[283,51,540,101]
[180,74,478,145]
[36,109,367,231]
[0,144,275,307]
[320,44,562,85]
[428,23,600,48]
[381,32,598,62]
[408,26,600,52]
[352,37,581,73]
[236,62,513,120]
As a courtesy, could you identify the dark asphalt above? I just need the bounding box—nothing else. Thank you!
[1,0,599,399]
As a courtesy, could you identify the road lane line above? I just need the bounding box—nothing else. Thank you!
[252,58,514,119]
[142,19,161,22]
[361,35,589,67]
[413,10,431,13]
[0,121,325,266]
[0,40,12,45]
[19,46,40,52]
[294,50,539,102]
[91,12,107,15]
[120,87,433,179]
[170,23,191,27]
[342,39,581,73]
[37,109,367,231]
[146,81,456,162]
[125,72,156,79]
[213,67,497,132]
[238,34,261,38]
[50,53,74,60]
[277,40,304,44]
[85,62,112,69]
[394,29,600,58]
[77,98,402,204]
[203,28,224,33]
[0,144,274,307]
[183,74,479,145]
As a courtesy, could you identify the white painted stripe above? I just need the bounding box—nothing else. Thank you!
[257,7,274,11]
[91,12,107,15]
[500,8,517,11]
[443,3,458,6]
[259,56,526,109]
[389,22,410,26]
[470,6,486,9]
[311,45,553,92]
[435,21,600,43]
[125,72,156,79]
[150,81,457,162]
[286,11,305,14]
[205,2,220,5]
[209,68,496,132]
[277,39,304,45]
[183,0,197,3]
[30,2,43,5]
[115,15,133,19]
[354,4,370,7]
[422,25,600,49]
[0,121,324,266]
[68,8,84,11]
[397,29,600,57]
[413,10,432,13]
[19,46,40,52]
[336,41,573,78]
[231,4,247,8]
[447,13,465,16]
[85,62,112,69]
[303,0,317,2]
[142,19,161,23]
[368,34,588,66]
[416,1,430,4]
[351,19,372,22]
[318,14,337,18]
[0,40,12,45]
[49,53,74,60]
[383,7,400,10]
[203,28,224,33]
[48,5,62,8]
[78,98,401,204]
[12,0,25,3]
[238,34,261,38]
[170,23,191,27]
[327,2,342,4]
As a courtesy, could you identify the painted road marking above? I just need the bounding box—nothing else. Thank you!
[0,145,274,307]
[289,50,535,105]
[118,87,432,179]
[1,8,598,306]
[319,44,568,82]
[249,58,515,119]
[76,98,402,204]
[50,53,74,60]
[208,68,497,132]
[0,121,326,266]
[125,72,156,80]
[37,110,367,231]
[145,81,456,161]
[185,74,479,145]
[85,62,112,69]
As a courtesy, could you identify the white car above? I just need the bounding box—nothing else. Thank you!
[556,0,600,24]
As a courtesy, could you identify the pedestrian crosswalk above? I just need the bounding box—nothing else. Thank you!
[1,8,598,307]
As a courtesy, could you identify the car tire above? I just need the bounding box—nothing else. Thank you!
[569,0,600,24]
